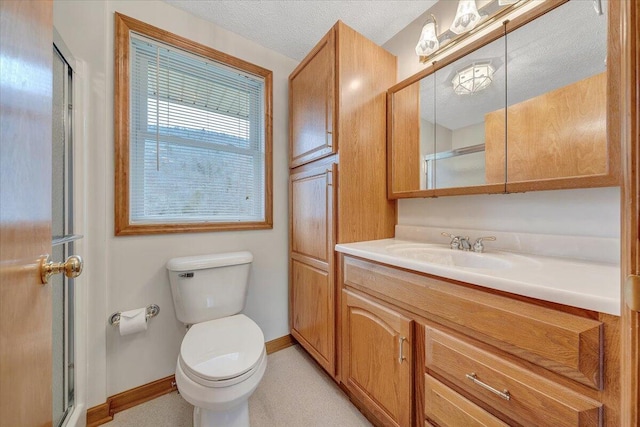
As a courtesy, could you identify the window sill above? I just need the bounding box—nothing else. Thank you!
[114,220,273,236]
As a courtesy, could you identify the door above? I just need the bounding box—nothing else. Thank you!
[289,164,336,375]
[342,290,413,427]
[620,0,639,425]
[289,29,335,168]
[0,1,54,425]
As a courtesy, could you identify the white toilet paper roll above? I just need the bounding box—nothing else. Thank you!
[119,308,148,336]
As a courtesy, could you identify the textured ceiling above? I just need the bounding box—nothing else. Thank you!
[163,0,437,61]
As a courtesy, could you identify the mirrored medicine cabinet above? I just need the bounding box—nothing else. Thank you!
[387,0,620,199]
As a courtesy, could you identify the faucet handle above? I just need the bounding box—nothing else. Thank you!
[473,236,496,253]
[441,232,461,250]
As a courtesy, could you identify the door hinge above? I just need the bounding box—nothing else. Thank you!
[625,275,640,312]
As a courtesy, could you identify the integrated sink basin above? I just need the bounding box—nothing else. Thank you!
[386,243,514,270]
[335,236,621,316]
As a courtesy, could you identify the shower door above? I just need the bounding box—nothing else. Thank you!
[52,40,80,427]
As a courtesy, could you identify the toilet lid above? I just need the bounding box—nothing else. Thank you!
[180,314,265,381]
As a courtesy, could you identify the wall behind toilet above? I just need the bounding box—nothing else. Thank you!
[54,0,298,406]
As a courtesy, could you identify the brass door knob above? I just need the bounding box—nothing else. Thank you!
[40,254,83,284]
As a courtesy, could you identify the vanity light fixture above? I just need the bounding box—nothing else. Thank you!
[450,0,482,35]
[452,62,495,95]
[416,0,529,63]
[415,14,439,57]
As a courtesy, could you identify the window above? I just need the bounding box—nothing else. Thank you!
[115,13,273,235]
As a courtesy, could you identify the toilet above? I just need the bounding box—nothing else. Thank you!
[166,251,266,427]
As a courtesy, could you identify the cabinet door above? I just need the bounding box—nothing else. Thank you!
[290,165,336,375]
[289,30,335,168]
[342,290,413,427]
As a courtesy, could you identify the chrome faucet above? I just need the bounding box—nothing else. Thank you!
[459,236,472,251]
[442,232,496,253]
[441,232,461,250]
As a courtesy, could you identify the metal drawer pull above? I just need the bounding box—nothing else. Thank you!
[466,373,511,401]
[398,336,406,363]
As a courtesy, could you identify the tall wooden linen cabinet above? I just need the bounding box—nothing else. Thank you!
[289,21,397,378]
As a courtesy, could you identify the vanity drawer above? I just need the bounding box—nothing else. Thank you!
[343,256,603,389]
[425,326,602,427]
[424,374,509,427]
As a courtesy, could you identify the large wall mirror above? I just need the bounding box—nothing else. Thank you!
[387,0,619,199]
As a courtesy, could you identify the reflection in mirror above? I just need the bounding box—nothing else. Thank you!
[502,0,607,183]
[433,35,505,189]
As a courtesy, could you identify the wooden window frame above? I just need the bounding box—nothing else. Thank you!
[114,13,273,236]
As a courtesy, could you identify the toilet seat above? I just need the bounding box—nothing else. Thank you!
[180,314,265,387]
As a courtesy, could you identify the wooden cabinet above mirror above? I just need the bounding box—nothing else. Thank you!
[387,0,620,199]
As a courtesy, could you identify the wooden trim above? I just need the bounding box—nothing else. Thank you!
[86,402,112,427]
[414,322,427,427]
[265,334,295,354]
[113,13,273,236]
[114,12,130,237]
[109,375,177,414]
[620,0,639,424]
[432,183,506,197]
[115,221,274,236]
[86,375,177,427]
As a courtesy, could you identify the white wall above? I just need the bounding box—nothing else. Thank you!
[400,187,620,237]
[54,0,298,405]
[384,7,620,240]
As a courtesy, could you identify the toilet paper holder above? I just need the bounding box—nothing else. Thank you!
[109,304,160,326]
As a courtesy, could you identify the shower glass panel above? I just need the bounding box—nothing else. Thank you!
[52,43,77,427]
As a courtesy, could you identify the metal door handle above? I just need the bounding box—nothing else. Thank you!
[398,336,406,363]
[40,254,83,284]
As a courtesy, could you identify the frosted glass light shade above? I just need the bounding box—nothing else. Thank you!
[452,63,495,95]
[415,16,439,57]
[450,0,481,34]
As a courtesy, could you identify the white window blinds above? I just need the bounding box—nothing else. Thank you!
[129,34,266,224]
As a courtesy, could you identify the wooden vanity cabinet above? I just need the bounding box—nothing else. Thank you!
[289,21,396,378]
[342,289,413,427]
[339,254,620,427]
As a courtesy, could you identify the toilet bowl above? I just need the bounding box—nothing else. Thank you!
[166,252,266,427]
[175,315,267,427]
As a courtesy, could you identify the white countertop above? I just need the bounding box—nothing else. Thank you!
[336,238,621,316]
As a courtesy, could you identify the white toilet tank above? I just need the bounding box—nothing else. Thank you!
[166,251,253,325]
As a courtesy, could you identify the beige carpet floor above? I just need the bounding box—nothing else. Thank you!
[103,345,372,426]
